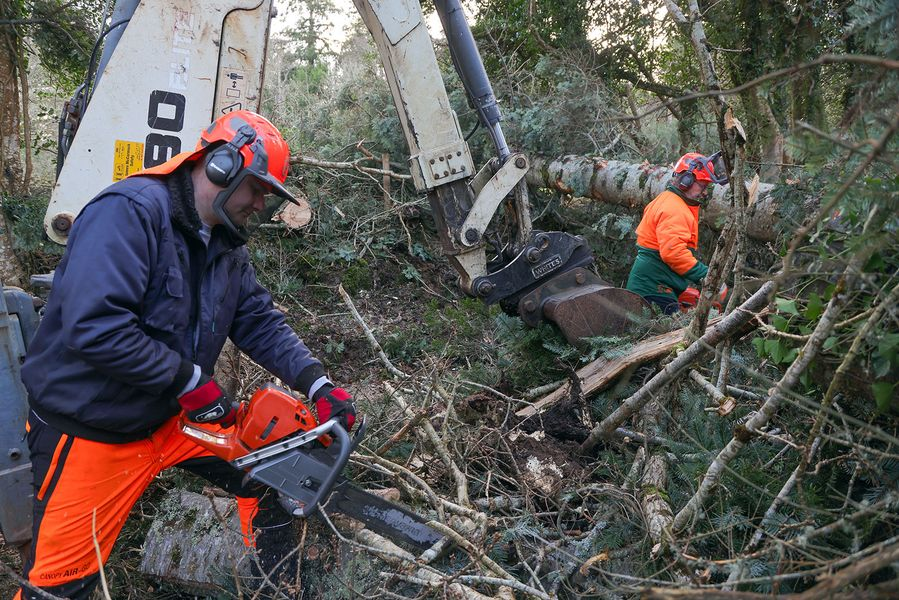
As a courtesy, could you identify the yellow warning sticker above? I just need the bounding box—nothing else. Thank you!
[113,140,145,181]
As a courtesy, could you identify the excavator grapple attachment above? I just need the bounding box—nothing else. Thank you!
[517,268,651,345]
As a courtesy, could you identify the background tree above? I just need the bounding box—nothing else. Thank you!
[0,0,97,194]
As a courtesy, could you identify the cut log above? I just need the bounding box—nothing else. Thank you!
[140,489,250,594]
[526,155,806,242]
[272,193,312,229]
[516,317,723,419]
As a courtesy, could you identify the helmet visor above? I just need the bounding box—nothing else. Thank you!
[212,168,295,241]
[701,152,729,185]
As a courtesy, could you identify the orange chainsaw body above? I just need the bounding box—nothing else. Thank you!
[180,384,319,462]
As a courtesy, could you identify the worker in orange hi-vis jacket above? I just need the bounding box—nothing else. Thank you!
[626,152,729,314]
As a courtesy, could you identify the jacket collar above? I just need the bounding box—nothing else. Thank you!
[665,184,702,207]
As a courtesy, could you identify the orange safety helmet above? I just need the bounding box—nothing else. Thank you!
[136,110,298,239]
[672,151,728,192]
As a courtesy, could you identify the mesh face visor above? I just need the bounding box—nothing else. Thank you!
[699,151,729,185]
[212,139,298,241]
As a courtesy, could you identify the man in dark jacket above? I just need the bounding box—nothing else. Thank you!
[16,110,354,599]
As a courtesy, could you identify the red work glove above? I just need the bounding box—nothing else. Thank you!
[178,375,237,427]
[678,287,700,311]
[314,385,356,431]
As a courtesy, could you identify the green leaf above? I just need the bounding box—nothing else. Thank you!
[766,339,786,363]
[800,370,811,388]
[872,382,896,413]
[823,336,839,352]
[873,356,892,379]
[772,315,790,332]
[402,265,421,281]
[775,297,799,316]
[864,252,885,272]
[783,347,800,364]
[753,337,766,357]
[877,333,899,364]
[804,293,823,320]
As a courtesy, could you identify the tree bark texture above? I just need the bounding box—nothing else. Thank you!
[0,207,23,286]
[140,489,250,591]
[0,4,22,195]
[526,155,794,242]
[640,439,673,548]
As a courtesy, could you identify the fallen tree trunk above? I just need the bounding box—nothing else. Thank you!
[140,489,250,594]
[526,155,802,242]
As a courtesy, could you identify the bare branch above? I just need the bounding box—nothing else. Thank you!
[673,216,885,531]
[291,153,411,180]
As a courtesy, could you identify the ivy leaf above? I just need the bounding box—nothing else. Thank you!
[873,382,896,413]
[753,337,766,357]
[805,293,823,321]
[773,315,790,332]
[775,297,799,316]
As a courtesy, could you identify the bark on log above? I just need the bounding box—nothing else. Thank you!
[526,155,796,242]
[140,489,250,594]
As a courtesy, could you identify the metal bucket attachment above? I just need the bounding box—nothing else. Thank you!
[517,268,650,346]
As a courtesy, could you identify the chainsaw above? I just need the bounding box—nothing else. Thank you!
[180,383,443,551]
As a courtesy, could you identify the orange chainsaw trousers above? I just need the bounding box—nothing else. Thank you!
[15,412,290,600]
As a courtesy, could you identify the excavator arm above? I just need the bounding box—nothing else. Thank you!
[45,0,647,343]
[355,0,647,340]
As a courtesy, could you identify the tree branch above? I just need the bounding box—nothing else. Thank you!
[580,281,774,454]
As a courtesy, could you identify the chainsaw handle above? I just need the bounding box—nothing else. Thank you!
[290,418,354,518]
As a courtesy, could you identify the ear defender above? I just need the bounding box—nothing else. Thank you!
[675,169,696,191]
[675,157,703,191]
[204,124,257,187]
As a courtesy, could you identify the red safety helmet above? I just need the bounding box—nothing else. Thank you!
[673,151,728,192]
[137,110,298,239]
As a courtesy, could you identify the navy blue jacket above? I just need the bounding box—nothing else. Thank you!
[22,173,323,442]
